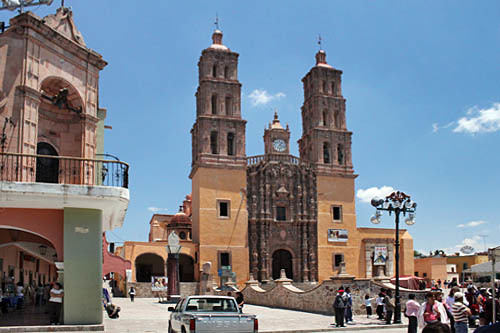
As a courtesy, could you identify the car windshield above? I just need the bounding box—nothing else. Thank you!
[185,298,238,313]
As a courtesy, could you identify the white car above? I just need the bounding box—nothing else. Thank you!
[168,295,258,333]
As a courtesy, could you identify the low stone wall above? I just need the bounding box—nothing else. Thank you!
[126,282,199,298]
[180,282,199,297]
[242,278,427,315]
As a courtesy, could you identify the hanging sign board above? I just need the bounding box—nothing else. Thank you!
[373,246,388,266]
[151,276,168,291]
[327,229,348,242]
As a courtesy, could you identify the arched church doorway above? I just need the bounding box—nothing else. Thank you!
[135,253,164,282]
[272,249,293,280]
[178,254,195,282]
[36,142,59,184]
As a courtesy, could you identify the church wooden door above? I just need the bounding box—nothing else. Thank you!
[272,249,293,280]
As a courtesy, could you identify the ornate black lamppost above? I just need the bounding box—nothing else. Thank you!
[370,191,416,324]
[166,231,182,301]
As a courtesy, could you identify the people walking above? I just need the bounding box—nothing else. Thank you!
[436,290,455,333]
[364,294,373,318]
[376,291,385,319]
[128,286,136,302]
[236,292,244,311]
[384,289,395,324]
[451,292,470,333]
[418,292,448,329]
[49,282,64,325]
[406,293,420,333]
[333,289,347,328]
[344,287,353,323]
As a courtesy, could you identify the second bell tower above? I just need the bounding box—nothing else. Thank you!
[190,29,249,287]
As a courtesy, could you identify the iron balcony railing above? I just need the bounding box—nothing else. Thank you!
[0,152,129,188]
[247,154,306,166]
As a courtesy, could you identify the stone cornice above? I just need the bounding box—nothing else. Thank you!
[9,12,107,70]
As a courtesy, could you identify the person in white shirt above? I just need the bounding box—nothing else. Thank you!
[49,283,64,325]
[376,292,385,319]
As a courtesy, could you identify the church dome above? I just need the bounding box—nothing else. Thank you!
[315,49,333,69]
[170,206,191,225]
[270,110,284,129]
[209,29,229,51]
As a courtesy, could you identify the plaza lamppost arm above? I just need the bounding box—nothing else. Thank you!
[370,191,417,324]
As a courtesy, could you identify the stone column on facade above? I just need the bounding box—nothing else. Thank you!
[301,222,309,282]
[365,246,373,278]
[387,244,394,277]
[258,222,266,281]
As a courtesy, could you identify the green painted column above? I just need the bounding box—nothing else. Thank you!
[63,208,103,325]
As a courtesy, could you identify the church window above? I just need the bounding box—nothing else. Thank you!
[210,131,218,154]
[227,132,235,156]
[217,200,230,218]
[225,96,232,116]
[322,110,328,126]
[334,112,340,128]
[179,231,187,240]
[423,273,427,277]
[332,205,342,222]
[212,64,217,77]
[337,144,344,165]
[211,95,218,115]
[323,142,331,164]
[331,82,335,95]
[322,80,327,93]
[276,206,287,221]
[333,254,344,268]
[224,66,230,79]
[415,272,419,277]
[219,252,231,268]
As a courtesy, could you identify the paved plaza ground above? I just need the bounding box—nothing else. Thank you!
[0,297,480,332]
[103,297,408,333]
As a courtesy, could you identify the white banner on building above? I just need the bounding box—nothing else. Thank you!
[373,246,387,266]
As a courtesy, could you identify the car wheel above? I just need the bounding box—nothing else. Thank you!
[181,327,186,333]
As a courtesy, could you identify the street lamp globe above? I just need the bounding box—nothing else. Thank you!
[370,211,382,224]
[405,213,416,226]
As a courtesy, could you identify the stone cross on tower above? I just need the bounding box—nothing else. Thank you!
[214,13,220,30]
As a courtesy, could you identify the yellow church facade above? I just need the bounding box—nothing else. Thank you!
[120,29,414,289]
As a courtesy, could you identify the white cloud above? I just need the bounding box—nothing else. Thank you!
[248,89,285,106]
[457,221,487,228]
[441,235,495,255]
[453,103,500,134]
[147,207,168,213]
[431,121,455,133]
[356,186,395,203]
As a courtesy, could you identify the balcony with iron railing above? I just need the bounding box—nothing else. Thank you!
[247,153,307,166]
[0,152,129,188]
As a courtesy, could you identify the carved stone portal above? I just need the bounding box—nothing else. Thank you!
[247,158,318,282]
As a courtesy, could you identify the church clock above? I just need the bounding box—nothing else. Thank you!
[273,139,286,152]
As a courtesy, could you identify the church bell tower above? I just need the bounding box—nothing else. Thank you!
[298,49,354,175]
[298,49,358,281]
[263,111,290,155]
[190,28,249,286]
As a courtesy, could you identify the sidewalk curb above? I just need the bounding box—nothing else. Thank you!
[0,325,104,332]
[262,323,406,333]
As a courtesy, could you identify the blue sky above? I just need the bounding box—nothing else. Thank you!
[3,1,499,254]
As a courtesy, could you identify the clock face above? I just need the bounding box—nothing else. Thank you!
[273,139,286,152]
